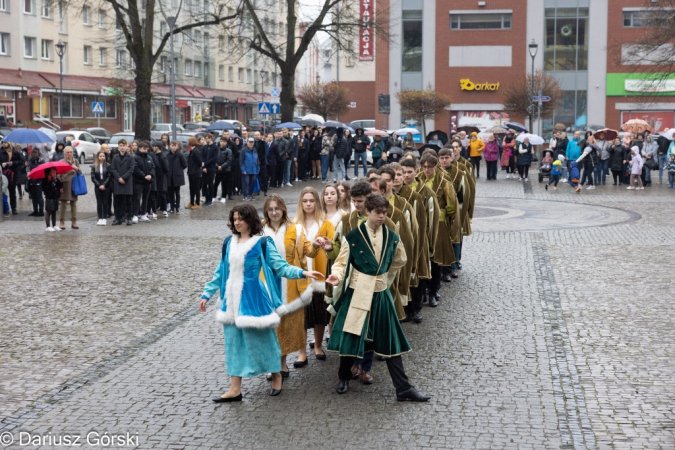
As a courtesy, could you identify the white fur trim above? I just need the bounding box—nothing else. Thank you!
[264,224,289,305]
[277,282,314,315]
[235,312,281,329]
[311,279,326,294]
[215,235,261,325]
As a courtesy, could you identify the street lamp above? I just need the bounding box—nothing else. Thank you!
[55,40,66,129]
[528,40,538,133]
[167,17,177,142]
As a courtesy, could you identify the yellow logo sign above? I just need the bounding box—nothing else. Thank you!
[460,79,500,91]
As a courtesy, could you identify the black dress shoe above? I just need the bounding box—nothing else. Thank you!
[396,387,430,402]
[28,211,36,216]
[36,212,44,216]
[428,295,438,307]
[412,311,423,323]
[450,269,459,278]
[112,220,121,226]
[441,273,452,283]
[336,380,349,395]
[309,341,315,349]
[281,370,290,378]
[212,394,243,403]
[293,358,308,368]
[270,388,282,397]
[316,353,326,360]
[400,314,411,323]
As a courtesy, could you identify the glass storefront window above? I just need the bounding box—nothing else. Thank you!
[544,7,588,72]
[402,10,422,72]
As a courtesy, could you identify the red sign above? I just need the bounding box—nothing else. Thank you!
[27,87,42,98]
[175,100,189,108]
[237,97,248,104]
[621,111,673,133]
[359,0,373,61]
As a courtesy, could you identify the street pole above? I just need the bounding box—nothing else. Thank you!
[169,17,177,142]
[528,40,538,133]
[55,40,66,130]
[537,90,542,137]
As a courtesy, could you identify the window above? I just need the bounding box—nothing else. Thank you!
[24,37,36,58]
[160,55,167,73]
[84,96,116,118]
[228,37,233,53]
[194,61,201,77]
[99,47,106,65]
[185,59,192,76]
[0,34,9,55]
[58,1,66,33]
[41,0,50,17]
[82,5,89,24]
[41,39,52,59]
[228,66,233,82]
[0,0,7,11]
[204,33,210,55]
[184,29,191,44]
[544,7,589,71]
[194,30,201,45]
[246,68,252,84]
[160,21,166,36]
[238,67,244,83]
[151,103,163,124]
[271,21,276,34]
[116,49,125,67]
[218,35,224,51]
[24,0,33,14]
[622,10,665,27]
[98,9,105,28]
[53,94,83,118]
[185,0,191,11]
[83,45,91,64]
[402,10,422,72]
[218,64,224,81]
[450,12,512,30]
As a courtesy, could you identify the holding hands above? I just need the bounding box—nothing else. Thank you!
[313,236,333,251]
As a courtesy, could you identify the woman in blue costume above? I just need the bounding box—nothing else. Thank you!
[200,203,322,402]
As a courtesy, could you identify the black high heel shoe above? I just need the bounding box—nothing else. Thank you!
[212,394,243,403]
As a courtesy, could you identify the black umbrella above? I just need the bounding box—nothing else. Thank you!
[505,122,529,133]
[323,120,353,130]
[457,126,480,134]
[300,119,323,127]
[418,144,442,154]
[425,130,448,145]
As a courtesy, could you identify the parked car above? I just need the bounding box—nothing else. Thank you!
[108,132,136,152]
[175,131,206,149]
[183,122,210,131]
[350,119,376,131]
[221,119,244,130]
[150,123,185,139]
[0,126,13,140]
[49,130,101,163]
[70,127,113,145]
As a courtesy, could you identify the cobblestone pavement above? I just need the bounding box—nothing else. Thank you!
[0,169,673,449]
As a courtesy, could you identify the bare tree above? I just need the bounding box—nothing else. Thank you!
[297,82,350,120]
[396,84,452,138]
[502,70,562,123]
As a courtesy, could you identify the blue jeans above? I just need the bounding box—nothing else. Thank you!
[282,159,292,185]
[596,159,609,184]
[354,151,368,178]
[320,154,330,181]
[658,154,669,182]
[355,351,374,372]
[333,157,346,181]
[242,174,256,196]
[450,242,462,269]
[2,193,8,213]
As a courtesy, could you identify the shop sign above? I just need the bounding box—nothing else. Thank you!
[460,79,500,91]
[625,79,675,93]
[175,100,189,108]
[359,0,373,61]
[607,73,675,96]
[237,97,247,104]
[27,87,42,98]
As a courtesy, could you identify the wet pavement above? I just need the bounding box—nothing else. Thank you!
[0,167,673,449]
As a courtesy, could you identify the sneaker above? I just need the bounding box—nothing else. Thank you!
[220,198,226,203]
[132,216,139,223]
[46,227,55,232]
[285,182,293,187]
[53,225,61,231]
[163,211,169,217]
[524,178,529,182]
[139,214,151,222]
[295,178,299,182]
[101,219,107,226]
[96,219,103,226]
[637,186,644,190]
[517,177,522,181]
[561,178,568,183]
[553,186,558,190]
[586,185,595,190]
[626,186,635,190]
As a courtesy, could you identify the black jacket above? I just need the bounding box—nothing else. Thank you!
[608,144,626,172]
[554,137,568,161]
[657,135,670,156]
[51,142,66,162]
[216,144,233,172]
[166,150,187,186]
[267,140,280,166]
[41,177,63,200]
[111,151,135,195]
[353,131,368,153]
[147,151,159,191]
[91,163,113,189]
[0,147,24,177]
[202,143,217,170]
[152,151,170,191]
[27,156,45,187]
[133,151,155,185]
[187,147,203,176]
[334,129,351,159]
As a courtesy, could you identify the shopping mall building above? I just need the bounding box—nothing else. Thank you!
[335,0,675,135]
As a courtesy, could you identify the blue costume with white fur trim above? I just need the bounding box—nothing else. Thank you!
[202,234,305,377]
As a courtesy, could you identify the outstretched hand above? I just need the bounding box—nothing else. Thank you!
[326,274,340,286]
[199,299,207,312]
[303,270,324,280]
[314,236,333,251]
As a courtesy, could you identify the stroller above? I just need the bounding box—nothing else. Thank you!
[538,149,554,183]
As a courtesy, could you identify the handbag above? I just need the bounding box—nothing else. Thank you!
[71,171,88,196]
[645,158,659,171]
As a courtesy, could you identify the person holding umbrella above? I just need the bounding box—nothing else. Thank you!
[57,147,80,229]
[41,167,63,231]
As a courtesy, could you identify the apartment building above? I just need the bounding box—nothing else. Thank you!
[330,0,675,135]
[0,0,289,133]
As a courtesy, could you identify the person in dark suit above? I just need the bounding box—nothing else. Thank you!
[91,150,112,225]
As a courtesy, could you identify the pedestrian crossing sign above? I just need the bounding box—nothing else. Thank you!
[258,102,271,114]
[92,102,105,114]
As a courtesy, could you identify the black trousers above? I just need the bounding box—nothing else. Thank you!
[188,174,201,205]
[30,184,43,213]
[470,156,482,178]
[202,170,215,202]
[94,188,109,220]
[339,354,411,394]
[408,285,424,314]
[133,183,151,217]
[147,190,157,214]
[6,180,17,211]
[257,164,268,193]
[267,164,277,187]
[114,194,133,221]
[168,186,181,211]
[429,261,442,294]
[107,190,114,216]
[298,153,307,181]
[156,190,167,211]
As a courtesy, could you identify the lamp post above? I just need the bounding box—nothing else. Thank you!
[167,16,177,142]
[528,40,538,133]
[55,40,66,129]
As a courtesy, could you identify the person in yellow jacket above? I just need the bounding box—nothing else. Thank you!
[468,132,485,179]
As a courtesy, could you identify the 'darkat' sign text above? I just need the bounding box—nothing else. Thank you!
[359,0,373,61]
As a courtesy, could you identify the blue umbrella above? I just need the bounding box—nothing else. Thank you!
[1,128,54,144]
[505,122,529,133]
[207,121,236,131]
[276,122,302,130]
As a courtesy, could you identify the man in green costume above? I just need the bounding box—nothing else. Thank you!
[320,194,430,402]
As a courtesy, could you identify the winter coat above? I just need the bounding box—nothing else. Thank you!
[657,135,670,155]
[0,148,24,184]
[608,144,626,172]
[320,135,334,157]
[153,151,170,191]
[41,177,63,201]
[554,137,568,161]
[111,151,136,195]
[402,138,416,152]
[577,144,599,169]
[483,140,500,162]
[187,147,203,176]
[91,162,112,190]
[166,150,187,187]
[51,143,66,162]
[267,141,280,166]
[642,140,658,163]
[370,139,386,159]
[630,148,643,175]
[596,139,611,160]
[517,143,533,167]
[566,138,581,161]
[133,151,155,185]
[202,143,217,171]
[240,145,260,175]
[27,156,45,187]
[468,134,485,158]
[353,130,368,153]
[13,150,27,185]
[277,137,291,162]
[216,144,233,172]
[57,158,80,202]
[334,129,351,159]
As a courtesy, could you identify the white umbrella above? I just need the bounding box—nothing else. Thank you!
[38,127,57,141]
[658,128,675,140]
[394,128,421,135]
[302,113,325,123]
[516,133,545,145]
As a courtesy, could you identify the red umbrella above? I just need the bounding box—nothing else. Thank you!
[365,129,389,137]
[28,161,77,179]
[593,128,619,140]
